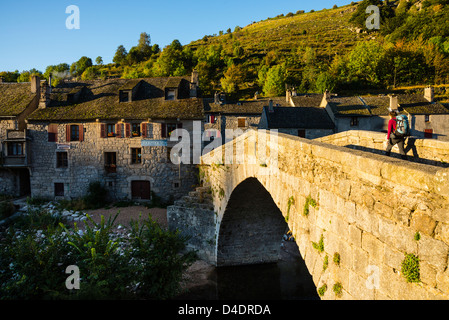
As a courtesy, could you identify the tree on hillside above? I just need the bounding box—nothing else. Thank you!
[113,45,128,65]
[347,41,385,85]
[70,56,93,77]
[220,64,245,97]
[95,56,103,65]
[152,40,189,77]
[16,69,42,83]
[262,64,286,97]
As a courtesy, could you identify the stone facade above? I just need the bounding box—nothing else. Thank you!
[169,129,449,299]
[27,120,200,202]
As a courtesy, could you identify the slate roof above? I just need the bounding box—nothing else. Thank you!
[0,82,37,117]
[27,77,204,121]
[263,106,334,129]
[327,96,371,116]
[290,94,323,108]
[325,93,449,117]
[203,97,288,115]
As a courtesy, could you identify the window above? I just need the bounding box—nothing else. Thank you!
[131,148,142,164]
[71,125,79,141]
[105,152,117,173]
[107,124,116,137]
[161,123,182,138]
[424,129,433,139]
[56,152,68,168]
[207,115,216,124]
[7,142,23,156]
[237,118,246,128]
[54,183,64,197]
[120,90,131,102]
[166,89,176,100]
[48,124,58,142]
[132,123,141,137]
[298,129,306,138]
[66,124,83,142]
[350,117,359,127]
[425,114,430,123]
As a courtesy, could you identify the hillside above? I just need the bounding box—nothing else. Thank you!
[188,3,369,64]
[3,0,449,101]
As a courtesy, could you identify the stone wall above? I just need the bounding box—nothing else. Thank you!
[173,129,449,299]
[27,120,199,202]
[317,130,449,166]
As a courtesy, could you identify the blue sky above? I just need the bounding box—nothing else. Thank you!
[0,0,352,72]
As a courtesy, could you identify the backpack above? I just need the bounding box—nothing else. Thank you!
[394,114,410,137]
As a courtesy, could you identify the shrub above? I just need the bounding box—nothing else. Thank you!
[0,201,15,220]
[0,209,196,300]
[83,181,108,209]
[401,253,420,283]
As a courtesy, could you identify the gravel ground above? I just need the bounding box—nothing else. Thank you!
[83,205,168,230]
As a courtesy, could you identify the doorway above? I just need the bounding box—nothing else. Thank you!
[131,180,151,200]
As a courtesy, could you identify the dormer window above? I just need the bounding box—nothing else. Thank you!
[120,90,132,102]
[166,89,177,101]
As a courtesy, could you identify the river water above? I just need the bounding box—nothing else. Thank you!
[176,240,319,300]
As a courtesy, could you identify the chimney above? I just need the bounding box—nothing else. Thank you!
[31,75,40,94]
[38,80,50,109]
[268,99,274,113]
[320,90,330,108]
[286,89,291,103]
[190,69,199,98]
[424,86,434,103]
[389,94,398,111]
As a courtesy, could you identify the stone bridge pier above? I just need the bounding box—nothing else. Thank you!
[168,130,449,299]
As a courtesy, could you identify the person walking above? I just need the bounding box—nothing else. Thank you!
[385,110,408,160]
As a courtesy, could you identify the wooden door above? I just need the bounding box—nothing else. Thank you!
[131,180,151,200]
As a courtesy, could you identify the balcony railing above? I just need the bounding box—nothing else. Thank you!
[1,156,27,166]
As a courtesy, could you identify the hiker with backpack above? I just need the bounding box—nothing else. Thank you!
[385,110,410,160]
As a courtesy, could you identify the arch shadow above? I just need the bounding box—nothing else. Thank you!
[215,177,318,299]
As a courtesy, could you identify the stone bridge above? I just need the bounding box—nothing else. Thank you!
[167,130,449,299]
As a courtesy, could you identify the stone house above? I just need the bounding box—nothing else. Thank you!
[287,88,449,140]
[258,99,335,138]
[0,76,41,196]
[203,93,288,144]
[25,73,204,203]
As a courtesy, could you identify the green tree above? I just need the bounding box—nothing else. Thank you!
[347,41,385,85]
[220,64,245,96]
[95,56,103,65]
[70,56,93,77]
[262,64,286,96]
[152,40,189,77]
[113,45,128,65]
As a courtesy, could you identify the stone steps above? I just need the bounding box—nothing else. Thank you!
[173,186,214,210]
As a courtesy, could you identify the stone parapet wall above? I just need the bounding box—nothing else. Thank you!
[317,130,449,166]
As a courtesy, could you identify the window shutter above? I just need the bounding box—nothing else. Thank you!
[48,124,58,142]
[161,123,167,138]
[211,115,215,124]
[125,123,131,137]
[116,123,122,138]
[141,123,147,138]
[100,123,106,138]
[78,125,84,142]
[66,125,71,142]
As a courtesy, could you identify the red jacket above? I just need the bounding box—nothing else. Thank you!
[387,118,396,139]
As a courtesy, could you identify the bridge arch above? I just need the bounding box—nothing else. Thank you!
[217,177,288,266]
